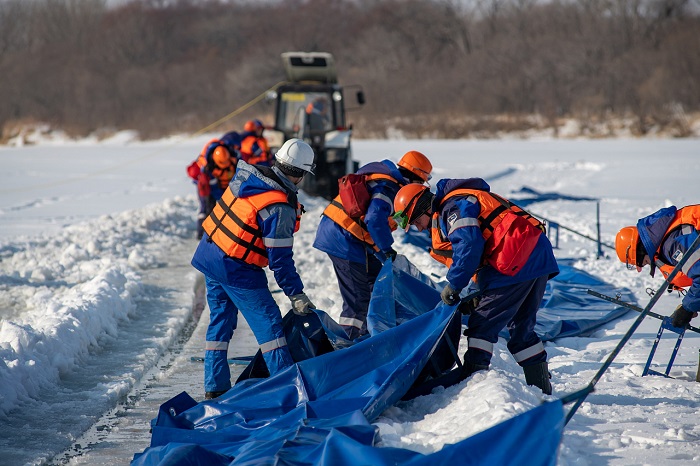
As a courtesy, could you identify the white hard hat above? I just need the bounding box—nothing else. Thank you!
[275,138,315,176]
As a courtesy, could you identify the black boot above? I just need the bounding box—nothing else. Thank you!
[523,362,552,395]
[204,390,227,400]
[459,361,489,382]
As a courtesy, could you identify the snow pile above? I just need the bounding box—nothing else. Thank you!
[0,197,195,417]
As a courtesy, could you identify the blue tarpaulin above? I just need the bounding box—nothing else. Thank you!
[132,300,565,465]
[399,230,633,341]
[132,253,634,465]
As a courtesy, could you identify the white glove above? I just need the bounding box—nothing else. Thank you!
[290,293,316,315]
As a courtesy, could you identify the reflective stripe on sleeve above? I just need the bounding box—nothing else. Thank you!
[512,341,546,363]
[467,337,494,354]
[682,248,700,276]
[371,192,393,207]
[258,207,272,221]
[339,316,364,330]
[260,336,287,353]
[263,237,294,248]
[448,217,479,235]
[205,341,229,351]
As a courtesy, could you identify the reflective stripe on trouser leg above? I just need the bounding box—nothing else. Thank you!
[512,341,545,363]
[260,337,287,353]
[204,277,239,393]
[464,277,546,367]
[464,337,495,367]
[468,337,494,354]
[216,281,294,376]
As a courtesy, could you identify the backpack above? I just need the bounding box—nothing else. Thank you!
[338,173,370,217]
[486,209,542,276]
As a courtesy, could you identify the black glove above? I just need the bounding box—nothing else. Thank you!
[670,304,697,328]
[290,293,316,315]
[458,295,481,315]
[383,248,398,262]
[440,283,461,306]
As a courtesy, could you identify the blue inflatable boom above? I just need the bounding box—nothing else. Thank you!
[132,254,634,465]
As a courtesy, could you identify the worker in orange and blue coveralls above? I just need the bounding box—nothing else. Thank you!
[191,132,241,239]
[191,138,317,400]
[240,119,272,166]
[615,205,700,329]
[313,151,433,340]
[393,178,559,394]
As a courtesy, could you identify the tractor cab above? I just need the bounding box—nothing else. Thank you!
[266,52,364,199]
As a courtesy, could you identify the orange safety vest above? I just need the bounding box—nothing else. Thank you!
[429,189,544,269]
[241,136,271,165]
[203,188,301,268]
[654,205,700,289]
[322,173,399,252]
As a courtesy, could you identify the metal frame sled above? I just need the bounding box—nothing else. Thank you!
[642,317,686,378]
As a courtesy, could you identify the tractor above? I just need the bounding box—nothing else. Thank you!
[264,52,365,200]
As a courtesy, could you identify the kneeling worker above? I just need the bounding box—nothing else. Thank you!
[393,178,559,394]
[191,138,317,399]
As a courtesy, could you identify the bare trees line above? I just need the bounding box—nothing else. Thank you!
[1,0,698,140]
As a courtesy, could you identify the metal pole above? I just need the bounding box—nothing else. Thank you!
[565,231,700,424]
[596,201,603,259]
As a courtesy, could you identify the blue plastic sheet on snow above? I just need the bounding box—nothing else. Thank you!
[131,251,629,465]
[525,259,635,341]
[399,230,635,341]
[132,298,565,465]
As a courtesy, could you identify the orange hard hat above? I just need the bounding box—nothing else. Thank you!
[244,119,263,133]
[398,150,432,182]
[393,184,432,231]
[615,226,641,269]
[212,146,232,169]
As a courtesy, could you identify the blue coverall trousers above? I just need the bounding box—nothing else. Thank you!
[464,274,549,368]
[328,253,383,340]
[204,276,294,393]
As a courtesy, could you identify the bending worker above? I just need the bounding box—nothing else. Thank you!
[313,151,433,340]
[393,178,559,394]
[615,204,700,328]
[191,138,317,400]
[192,131,241,239]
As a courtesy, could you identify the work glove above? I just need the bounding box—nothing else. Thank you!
[290,293,316,315]
[670,304,698,328]
[458,295,481,315]
[383,248,398,262]
[440,283,461,306]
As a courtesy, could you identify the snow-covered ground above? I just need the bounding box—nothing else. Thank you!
[1,133,699,465]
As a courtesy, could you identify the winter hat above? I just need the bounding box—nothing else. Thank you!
[276,162,306,178]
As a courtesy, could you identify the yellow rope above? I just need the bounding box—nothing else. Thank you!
[0,81,287,194]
